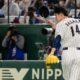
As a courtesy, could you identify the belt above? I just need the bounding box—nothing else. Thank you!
[63,47,80,50]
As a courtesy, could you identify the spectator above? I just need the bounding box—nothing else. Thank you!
[15,0,20,5]
[2,26,25,60]
[59,0,66,7]
[24,0,48,24]
[0,0,4,9]
[25,0,54,24]
[0,0,5,23]
[77,0,80,7]
[47,0,59,5]
[19,0,32,23]
[69,4,80,18]
[68,0,80,18]
[2,0,20,16]
[64,0,75,9]
[34,0,44,10]
[19,0,32,16]
[47,1,55,16]
[27,6,48,24]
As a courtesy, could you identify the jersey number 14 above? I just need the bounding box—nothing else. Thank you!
[70,25,80,36]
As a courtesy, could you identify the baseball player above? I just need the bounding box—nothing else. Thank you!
[46,6,80,80]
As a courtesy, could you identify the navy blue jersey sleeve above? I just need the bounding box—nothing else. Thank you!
[52,35,61,49]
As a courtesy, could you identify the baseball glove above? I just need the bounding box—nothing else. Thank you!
[46,54,59,65]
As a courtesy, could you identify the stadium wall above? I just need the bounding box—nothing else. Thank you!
[0,24,49,60]
[0,60,64,80]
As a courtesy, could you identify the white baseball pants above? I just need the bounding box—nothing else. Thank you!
[61,47,80,80]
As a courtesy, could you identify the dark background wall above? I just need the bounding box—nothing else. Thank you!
[0,24,50,60]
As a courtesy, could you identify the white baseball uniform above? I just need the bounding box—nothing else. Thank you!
[55,17,80,80]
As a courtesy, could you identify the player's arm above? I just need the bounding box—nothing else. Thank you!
[46,35,61,65]
[47,20,56,29]
[50,35,61,54]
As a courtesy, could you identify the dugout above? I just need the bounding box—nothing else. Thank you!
[0,24,51,60]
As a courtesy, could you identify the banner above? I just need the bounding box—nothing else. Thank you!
[0,60,64,80]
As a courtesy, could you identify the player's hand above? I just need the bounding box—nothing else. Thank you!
[47,19,56,29]
[46,54,59,65]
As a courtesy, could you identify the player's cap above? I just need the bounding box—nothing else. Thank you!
[54,6,68,16]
